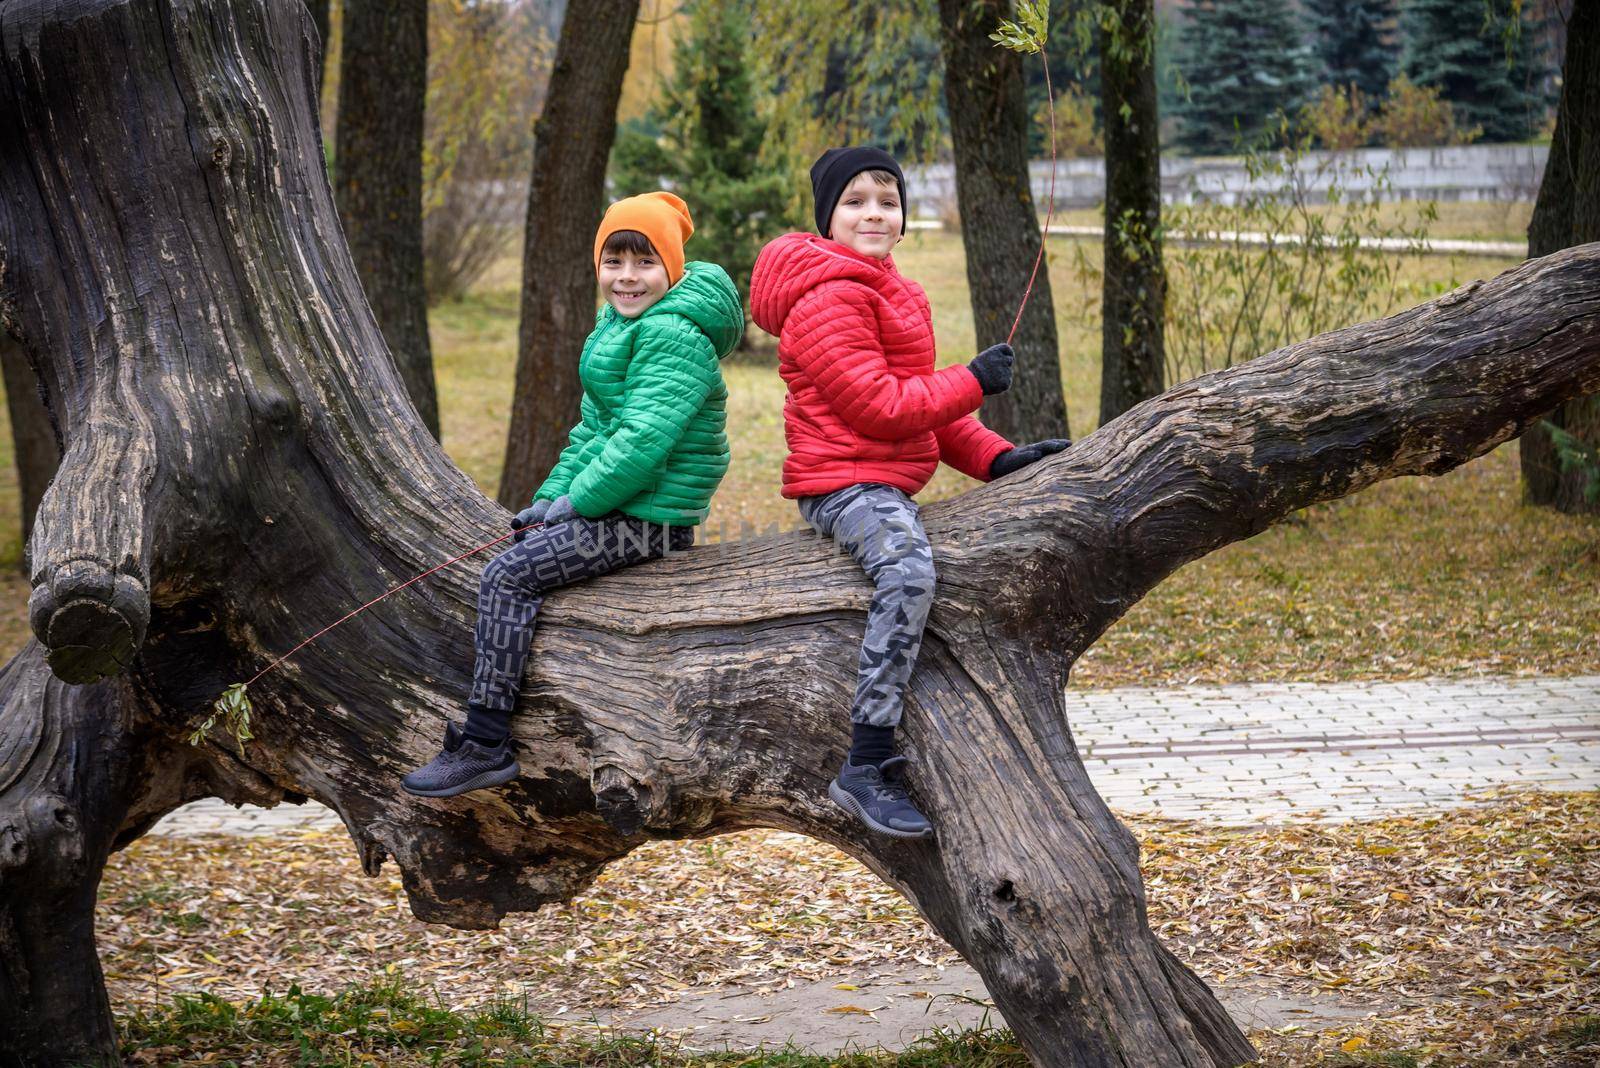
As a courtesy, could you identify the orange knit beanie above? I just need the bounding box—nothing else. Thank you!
[593,191,695,284]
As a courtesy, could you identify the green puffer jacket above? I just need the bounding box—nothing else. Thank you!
[533,261,741,526]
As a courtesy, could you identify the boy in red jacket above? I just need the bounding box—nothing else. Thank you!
[749,146,1068,838]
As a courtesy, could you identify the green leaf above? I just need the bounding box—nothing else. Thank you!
[192,683,256,757]
[992,0,1049,55]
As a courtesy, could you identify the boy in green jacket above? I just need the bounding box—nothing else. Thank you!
[404,192,741,797]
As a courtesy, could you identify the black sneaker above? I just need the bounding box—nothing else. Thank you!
[402,723,520,797]
[829,755,933,839]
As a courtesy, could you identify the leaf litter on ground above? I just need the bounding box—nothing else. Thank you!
[101,789,1599,1065]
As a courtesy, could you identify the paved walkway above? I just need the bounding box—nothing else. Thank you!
[151,675,1599,835]
[1069,675,1599,823]
[548,967,1377,1055]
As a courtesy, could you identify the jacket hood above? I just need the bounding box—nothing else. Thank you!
[638,260,743,360]
[749,232,899,337]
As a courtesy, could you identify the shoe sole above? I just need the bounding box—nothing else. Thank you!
[402,759,521,798]
[828,780,934,840]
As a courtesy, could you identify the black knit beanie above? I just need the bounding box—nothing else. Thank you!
[810,146,908,239]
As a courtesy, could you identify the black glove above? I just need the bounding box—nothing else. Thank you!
[990,438,1071,479]
[511,500,551,542]
[967,343,1015,395]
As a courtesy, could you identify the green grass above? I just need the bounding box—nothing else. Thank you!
[1327,1052,1423,1068]
[120,976,1029,1067]
[1553,1016,1600,1049]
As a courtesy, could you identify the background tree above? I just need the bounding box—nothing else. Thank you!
[498,0,641,511]
[422,0,551,304]
[1370,73,1481,147]
[1171,0,1317,155]
[335,0,440,438]
[305,0,329,89]
[610,0,805,325]
[1024,1,1101,157]
[1304,0,1398,106]
[1521,0,1599,513]
[1400,0,1542,143]
[936,0,1070,444]
[753,1,948,171]
[0,332,57,558]
[1300,83,1374,150]
[1098,0,1166,422]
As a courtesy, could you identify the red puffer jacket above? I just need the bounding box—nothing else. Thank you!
[749,232,1013,499]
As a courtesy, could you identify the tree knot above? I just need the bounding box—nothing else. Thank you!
[591,764,665,837]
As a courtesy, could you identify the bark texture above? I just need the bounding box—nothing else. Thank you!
[3,2,1600,1066]
[334,0,440,438]
[937,0,1070,444]
[1521,0,1599,513]
[1098,0,1166,424]
[0,332,59,555]
[498,0,639,509]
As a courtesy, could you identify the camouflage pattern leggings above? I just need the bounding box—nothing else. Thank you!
[470,514,694,712]
[798,483,935,728]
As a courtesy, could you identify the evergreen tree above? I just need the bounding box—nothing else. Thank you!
[611,0,802,321]
[1171,0,1317,155]
[1303,0,1398,104]
[1400,0,1541,143]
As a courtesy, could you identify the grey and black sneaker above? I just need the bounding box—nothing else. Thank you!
[402,723,520,798]
[829,755,933,839]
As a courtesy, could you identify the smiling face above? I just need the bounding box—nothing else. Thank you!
[597,235,671,317]
[827,171,904,260]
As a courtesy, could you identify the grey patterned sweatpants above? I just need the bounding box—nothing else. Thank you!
[470,514,694,712]
[798,483,935,728]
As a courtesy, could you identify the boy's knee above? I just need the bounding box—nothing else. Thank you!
[481,551,538,597]
[891,553,936,602]
[908,556,934,604]
[480,555,511,594]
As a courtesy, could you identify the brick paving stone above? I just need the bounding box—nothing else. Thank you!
[1066,675,1599,824]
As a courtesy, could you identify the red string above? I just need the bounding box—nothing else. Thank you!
[1006,52,1058,346]
[242,523,536,688]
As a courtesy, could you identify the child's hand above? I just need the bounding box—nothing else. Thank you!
[544,496,578,525]
[967,343,1015,395]
[990,438,1071,478]
[511,500,551,542]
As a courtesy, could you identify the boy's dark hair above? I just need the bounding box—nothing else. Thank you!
[859,169,900,190]
[600,229,659,260]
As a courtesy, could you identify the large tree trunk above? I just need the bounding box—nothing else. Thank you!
[937,0,1070,444]
[497,0,639,510]
[1521,0,1599,513]
[334,0,440,438]
[3,1,1598,1066]
[0,332,59,556]
[1098,0,1166,424]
